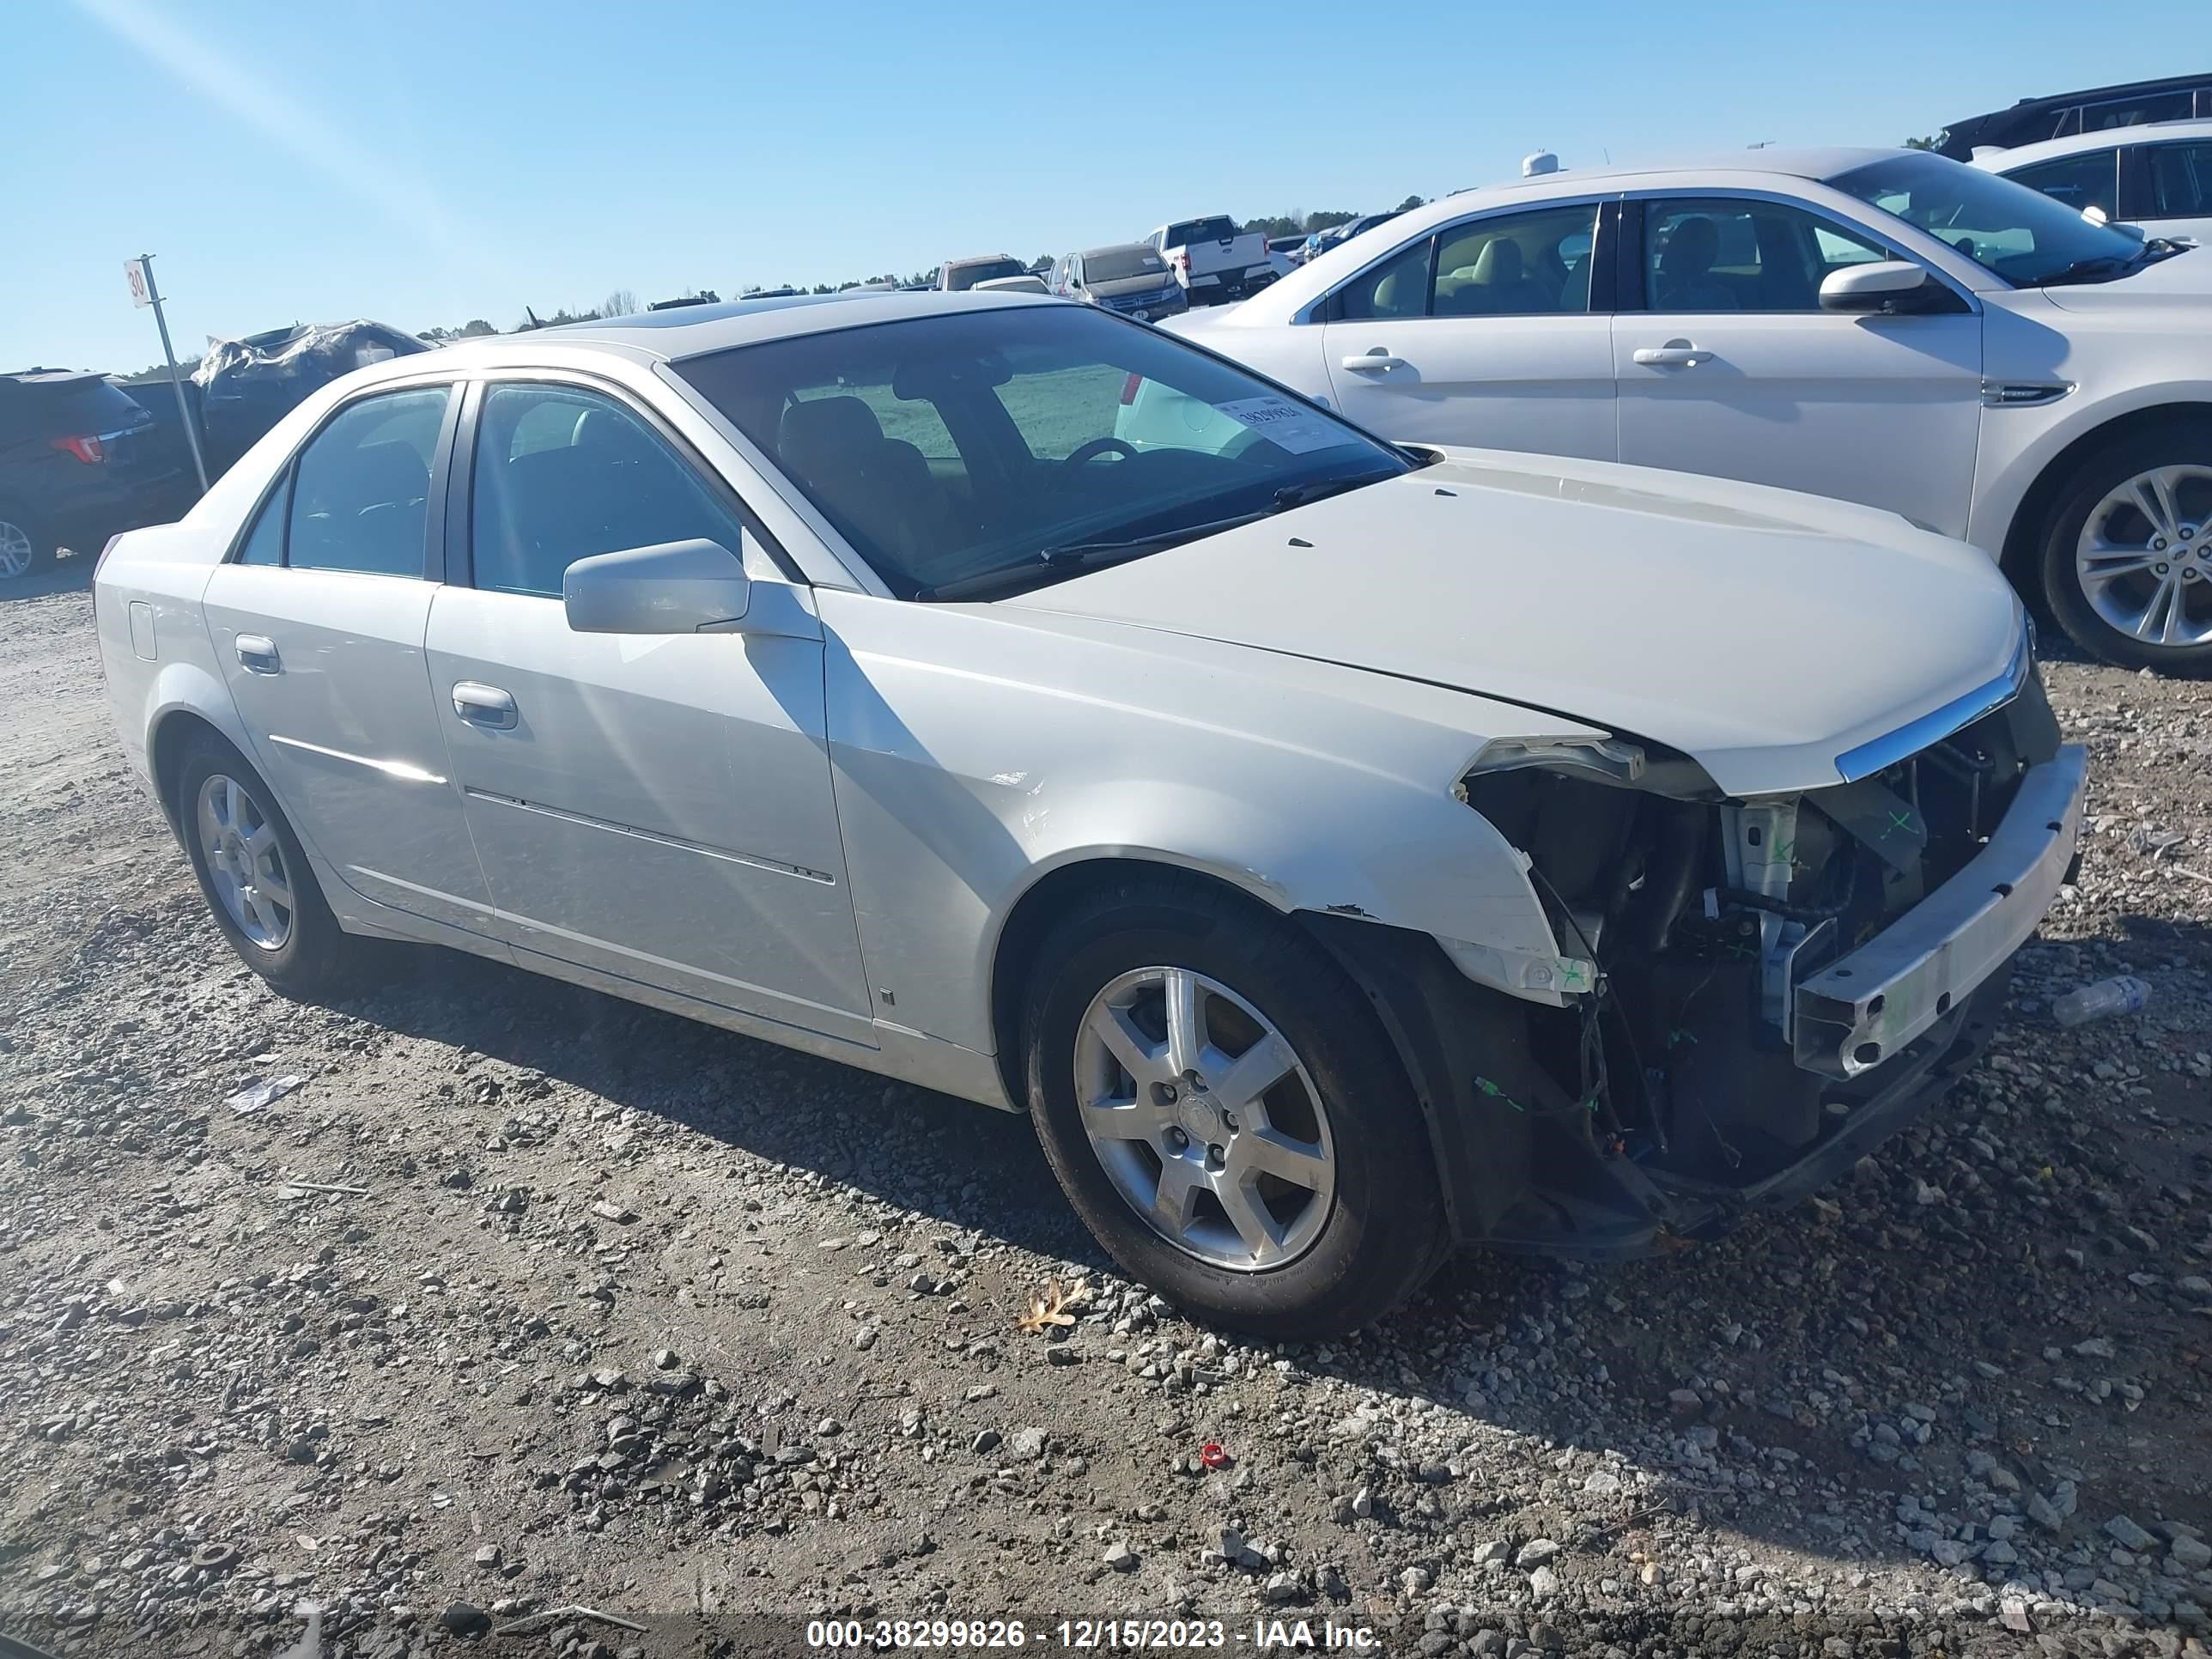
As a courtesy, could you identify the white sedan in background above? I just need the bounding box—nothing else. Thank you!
[1971,118,2212,246]
[1166,147,2212,672]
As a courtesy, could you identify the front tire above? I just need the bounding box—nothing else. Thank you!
[2039,424,2212,674]
[1023,874,1448,1339]
[173,730,371,999]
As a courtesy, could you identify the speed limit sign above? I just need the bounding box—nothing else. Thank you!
[125,258,152,307]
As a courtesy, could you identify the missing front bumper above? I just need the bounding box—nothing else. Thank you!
[1793,744,2087,1080]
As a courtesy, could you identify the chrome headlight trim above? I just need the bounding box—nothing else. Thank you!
[1832,621,2031,785]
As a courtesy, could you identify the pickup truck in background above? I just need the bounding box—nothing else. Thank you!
[1142,216,1268,306]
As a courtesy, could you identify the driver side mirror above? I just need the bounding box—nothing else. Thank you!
[1818,259,1947,314]
[563,538,751,635]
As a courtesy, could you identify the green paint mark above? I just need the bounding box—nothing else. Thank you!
[1472,1075,1527,1113]
[1668,1027,1699,1048]
[1725,942,1758,961]
[1883,810,1917,839]
[1559,961,1589,991]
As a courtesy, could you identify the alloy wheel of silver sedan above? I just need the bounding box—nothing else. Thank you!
[2075,464,2212,649]
[0,520,36,580]
[195,773,295,950]
[1073,965,1335,1271]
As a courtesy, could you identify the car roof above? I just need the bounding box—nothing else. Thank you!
[1078,242,1155,259]
[1970,116,2212,169]
[406,290,1054,367]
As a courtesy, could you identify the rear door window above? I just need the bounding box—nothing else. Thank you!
[2007,149,2121,218]
[285,386,451,577]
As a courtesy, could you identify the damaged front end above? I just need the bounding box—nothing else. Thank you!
[1401,663,2086,1258]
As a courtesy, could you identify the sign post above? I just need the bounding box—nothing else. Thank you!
[125,254,210,496]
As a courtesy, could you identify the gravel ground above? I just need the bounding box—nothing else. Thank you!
[3,562,2209,1659]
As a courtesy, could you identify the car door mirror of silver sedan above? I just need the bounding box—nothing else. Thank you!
[1818,260,1942,314]
[562,538,756,635]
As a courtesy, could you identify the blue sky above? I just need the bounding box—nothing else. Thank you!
[4,0,2197,371]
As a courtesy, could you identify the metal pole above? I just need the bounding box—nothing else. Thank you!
[137,253,210,495]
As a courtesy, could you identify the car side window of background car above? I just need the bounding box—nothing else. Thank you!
[234,469,289,565]
[470,383,747,600]
[1429,204,1600,316]
[1644,198,1888,313]
[1334,239,1432,320]
[284,386,451,577]
[2007,150,2120,219]
[2148,142,2212,216]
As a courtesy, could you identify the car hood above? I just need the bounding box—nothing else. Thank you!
[1003,450,2026,798]
[2039,245,2212,312]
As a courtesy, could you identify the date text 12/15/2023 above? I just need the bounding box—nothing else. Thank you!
[803,1618,1382,1650]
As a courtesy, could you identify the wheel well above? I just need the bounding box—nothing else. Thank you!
[149,709,226,834]
[986,858,1291,1109]
[1999,402,2212,594]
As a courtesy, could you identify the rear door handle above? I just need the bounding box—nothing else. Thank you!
[451,682,517,729]
[1632,340,1708,368]
[234,634,280,673]
[1341,352,1407,372]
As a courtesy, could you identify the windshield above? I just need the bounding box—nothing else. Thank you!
[1084,247,1166,283]
[676,305,1407,599]
[1829,150,2156,285]
[944,258,1024,290]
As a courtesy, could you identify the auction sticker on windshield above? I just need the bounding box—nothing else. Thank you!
[1213,396,1344,455]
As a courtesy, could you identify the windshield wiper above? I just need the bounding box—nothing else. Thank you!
[1271,467,1403,512]
[916,508,1273,602]
[2042,239,2181,287]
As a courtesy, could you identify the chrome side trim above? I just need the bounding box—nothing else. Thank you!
[462,787,836,884]
[1980,380,2074,408]
[1833,626,2030,783]
[268,732,447,785]
[1795,744,2086,1079]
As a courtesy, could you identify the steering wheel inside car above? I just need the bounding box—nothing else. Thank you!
[1060,437,1138,471]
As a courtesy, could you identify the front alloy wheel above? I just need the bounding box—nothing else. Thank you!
[2074,464,2212,653]
[0,516,43,580]
[1024,874,1448,1339]
[1074,965,1334,1270]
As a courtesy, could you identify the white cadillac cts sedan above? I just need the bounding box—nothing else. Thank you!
[96,294,2085,1336]
[1166,147,2212,672]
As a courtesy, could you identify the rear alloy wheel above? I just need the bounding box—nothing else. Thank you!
[0,507,52,581]
[173,729,374,998]
[2042,432,2212,673]
[1024,875,1448,1339]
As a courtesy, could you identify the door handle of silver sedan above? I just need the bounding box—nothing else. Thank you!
[234,634,280,673]
[451,682,518,729]
[1340,351,1407,372]
[1632,341,1707,368]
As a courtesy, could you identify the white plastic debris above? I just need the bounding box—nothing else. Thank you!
[226,1074,305,1114]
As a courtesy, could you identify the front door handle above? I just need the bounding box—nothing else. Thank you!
[451,682,517,729]
[1632,340,1709,368]
[234,634,280,673]
[1341,350,1407,372]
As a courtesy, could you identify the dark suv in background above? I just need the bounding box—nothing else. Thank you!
[1938,74,2212,157]
[0,370,188,581]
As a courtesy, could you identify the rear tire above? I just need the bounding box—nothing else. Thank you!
[1023,873,1449,1339]
[0,502,53,581]
[2039,422,2212,674]
[173,729,374,999]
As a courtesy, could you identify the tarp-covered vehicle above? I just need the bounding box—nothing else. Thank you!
[193,321,428,477]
